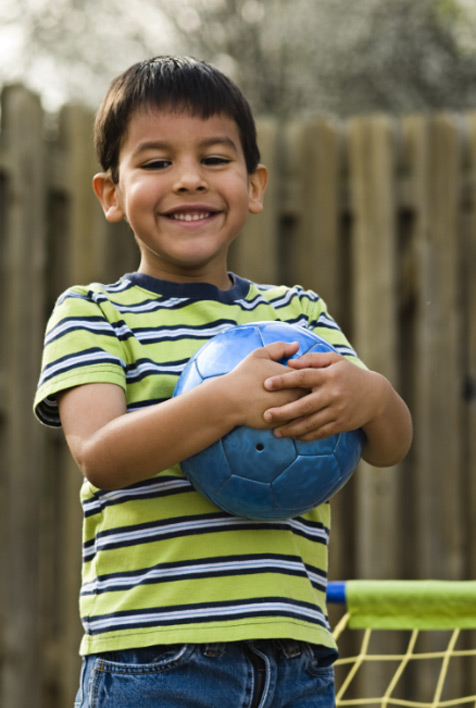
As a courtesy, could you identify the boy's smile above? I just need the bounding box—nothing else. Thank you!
[93,110,267,288]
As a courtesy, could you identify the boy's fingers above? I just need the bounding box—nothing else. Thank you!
[264,367,318,391]
[256,340,300,362]
[264,391,318,424]
[275,420,337,442]
[287,351,337,369]
[263,350,341,389]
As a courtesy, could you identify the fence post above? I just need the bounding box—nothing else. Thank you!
[47,103,102,707]
[346,115,401,579]
[403,114,465,580]
[345,112,407,700]
[230,118,280,284]
[0,85,47,708]
[403,112,465,700]
[281,119,343,295]
[281,118,358,578]
[461,112,476,582]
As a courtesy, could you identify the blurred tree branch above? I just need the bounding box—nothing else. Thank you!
[1,0,476,115]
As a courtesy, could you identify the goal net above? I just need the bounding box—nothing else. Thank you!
[327,580,476,707]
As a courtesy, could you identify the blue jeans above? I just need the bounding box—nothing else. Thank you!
[74,639,337,707]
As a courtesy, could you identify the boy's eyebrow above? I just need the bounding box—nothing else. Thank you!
[132,136,239,156]
[200,136,239,151]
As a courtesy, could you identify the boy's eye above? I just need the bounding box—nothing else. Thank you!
[142,160,171,170]
[202,156,231,166]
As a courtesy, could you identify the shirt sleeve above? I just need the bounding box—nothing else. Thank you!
[304,290,367,369]
[34,286,128,427]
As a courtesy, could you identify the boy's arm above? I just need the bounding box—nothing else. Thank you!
[58,341,302,490]
[351,371,412,467]
[262,351,412,468]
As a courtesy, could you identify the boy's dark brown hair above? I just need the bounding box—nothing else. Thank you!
[94,56,261,183]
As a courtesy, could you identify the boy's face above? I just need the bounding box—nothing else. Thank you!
[93,109,267,288]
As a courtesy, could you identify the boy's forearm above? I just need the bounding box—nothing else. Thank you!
[64,377,241,490]
[60,342,304,491]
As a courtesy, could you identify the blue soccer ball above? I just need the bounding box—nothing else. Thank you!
[173,321,363,520]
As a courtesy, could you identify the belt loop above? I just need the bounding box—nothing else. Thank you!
[278,639,302,658]
[203,642,225,657]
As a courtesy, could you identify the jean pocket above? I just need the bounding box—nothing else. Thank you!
[88,646,197,708]
[96,644,192,673]
[304,643,338,677]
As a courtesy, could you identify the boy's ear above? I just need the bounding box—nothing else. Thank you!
[92,172,125,223]
[248,164,268,214]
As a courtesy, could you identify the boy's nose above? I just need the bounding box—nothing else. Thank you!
[174,165,208,192]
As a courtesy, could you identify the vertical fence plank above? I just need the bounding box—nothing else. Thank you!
[284,118,356,579]
[48,104,102,708]
[404,114,465,581]
[1,85,47,708]
[463,113,476,699]
[347,115,401,579]
[58,104,105,285]
[346,115,403,698]
[0,131,7,701]
[464,113,476,583]
[278,119,309,288]
[229,118,280,284]
[284,119,344,301]
[403,113,465,700]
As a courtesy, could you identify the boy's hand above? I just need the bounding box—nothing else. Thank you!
[262,350,413,468]
[226,341,307,430]
[262,351,371,441]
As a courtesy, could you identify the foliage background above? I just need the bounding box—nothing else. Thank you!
[2,0,476,118]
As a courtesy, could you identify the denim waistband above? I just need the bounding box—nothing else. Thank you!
[203,638,337,663]
[202,638,301,657]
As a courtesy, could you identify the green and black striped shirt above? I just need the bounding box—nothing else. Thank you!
[34,272,364,656]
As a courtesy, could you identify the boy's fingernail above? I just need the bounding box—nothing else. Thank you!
[274,429,283,438]
[264,411,272,422]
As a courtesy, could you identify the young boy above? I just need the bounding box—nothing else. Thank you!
[34,56,412,708]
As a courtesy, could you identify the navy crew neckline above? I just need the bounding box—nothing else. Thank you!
[123,271,252,302]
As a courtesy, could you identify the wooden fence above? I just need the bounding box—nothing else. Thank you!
[0,83,475,707]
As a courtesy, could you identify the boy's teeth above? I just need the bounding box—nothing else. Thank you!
[172,212,210,221]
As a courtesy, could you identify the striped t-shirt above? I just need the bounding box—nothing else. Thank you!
[34,272,364,656]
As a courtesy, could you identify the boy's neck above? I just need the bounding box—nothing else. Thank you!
[137,264,234,291]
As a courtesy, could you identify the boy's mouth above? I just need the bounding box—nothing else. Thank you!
[169,211,212,222]
[164,206,219,223]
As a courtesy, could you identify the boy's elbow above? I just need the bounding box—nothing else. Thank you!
[361,442,411,469]
[73,443,122,490]
[362,412,413,468]
[82,466,114,490]
[76,441,156,490]
[76,459,106,490]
